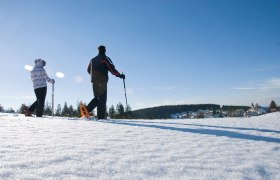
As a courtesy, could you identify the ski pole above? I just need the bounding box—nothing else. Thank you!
[122,77,128,111]
[52,82,54,118]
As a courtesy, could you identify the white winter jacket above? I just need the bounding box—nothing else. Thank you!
[31,59,53,89]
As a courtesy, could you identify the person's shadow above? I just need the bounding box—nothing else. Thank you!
[100,119,280,144]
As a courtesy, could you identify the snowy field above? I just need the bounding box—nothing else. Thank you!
[0,112,280,179]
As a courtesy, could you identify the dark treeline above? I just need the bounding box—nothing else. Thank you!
[132,104,222,119]
[15,103,251,119]
[0,104,15,113]
[9,100,279,119]
[17,101,131,119]
[51,101,132,119]
[221,105,251,112]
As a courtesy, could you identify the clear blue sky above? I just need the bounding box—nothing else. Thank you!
[0,0,279,111]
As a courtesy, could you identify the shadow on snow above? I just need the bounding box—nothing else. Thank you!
[124,120,280,134]
[100,120,280,144]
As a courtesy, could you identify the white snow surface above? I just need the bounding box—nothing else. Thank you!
[1,113,280,179]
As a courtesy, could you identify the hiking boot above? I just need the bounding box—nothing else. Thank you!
[25,110,32,117]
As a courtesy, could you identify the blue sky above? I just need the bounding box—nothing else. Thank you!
[0,0,279,111]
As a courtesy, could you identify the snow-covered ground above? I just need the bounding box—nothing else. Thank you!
[1,113,280,179]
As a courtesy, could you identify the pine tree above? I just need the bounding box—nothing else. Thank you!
[68,105,75,117]
[109,105,116,118]
[61,102,69,117]
[0,104,4,112]
[6,108,15,113]
[44,101,52,116]
[116,102,125,118]
[269,100,277,112]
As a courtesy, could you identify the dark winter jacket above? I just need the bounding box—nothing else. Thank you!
[87,53,121,83]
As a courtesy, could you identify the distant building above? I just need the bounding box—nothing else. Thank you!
[245,103,267,117]
[197,110,213,118]
[232,109,246,117]
[171,112,190,119]
[215,110,228,117]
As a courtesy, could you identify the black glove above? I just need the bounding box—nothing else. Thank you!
[118,73,125,79]
[52,79,55,84]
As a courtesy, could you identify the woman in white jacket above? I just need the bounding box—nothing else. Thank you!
[25,59,55,117]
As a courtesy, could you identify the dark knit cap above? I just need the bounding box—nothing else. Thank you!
[98,45,106,53]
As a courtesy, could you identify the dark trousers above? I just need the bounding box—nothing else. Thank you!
[28,87,47,117]
[87,82,107,119]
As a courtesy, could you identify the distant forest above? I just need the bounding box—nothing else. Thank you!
[6,103,252,119]
[131,104,250,119]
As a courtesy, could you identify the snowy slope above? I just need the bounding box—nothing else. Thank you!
[1,113,280,179]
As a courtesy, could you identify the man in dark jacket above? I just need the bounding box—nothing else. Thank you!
[86,45,125,119]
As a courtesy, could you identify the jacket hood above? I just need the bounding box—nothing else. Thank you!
[34,59,45,67]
